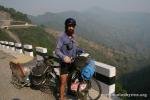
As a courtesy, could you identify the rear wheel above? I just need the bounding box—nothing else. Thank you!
[39,78,53,94]
[40,72,59,94]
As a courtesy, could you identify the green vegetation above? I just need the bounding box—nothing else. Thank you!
[0,29,14,41]
[9,27,56,54]
[115,80,127,100]
[120,65,150,99]
[77,36,150,76]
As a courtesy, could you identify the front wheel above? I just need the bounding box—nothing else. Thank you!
[87,77,101,100]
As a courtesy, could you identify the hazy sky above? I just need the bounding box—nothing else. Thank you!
[0,0,150,15]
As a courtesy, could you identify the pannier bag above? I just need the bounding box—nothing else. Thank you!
[81,60,95,80]
[10,55,35,83]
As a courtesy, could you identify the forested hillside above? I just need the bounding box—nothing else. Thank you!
[9,27,56,53]
[120,65,150,99]
[44,28,150,76]
[0,29,14,41]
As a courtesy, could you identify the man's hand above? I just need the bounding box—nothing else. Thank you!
[64,56,72,63]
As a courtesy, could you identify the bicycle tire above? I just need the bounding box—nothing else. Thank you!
[87,77,101,100]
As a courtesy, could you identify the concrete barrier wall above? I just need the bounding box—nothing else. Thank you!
[0,40,116,96]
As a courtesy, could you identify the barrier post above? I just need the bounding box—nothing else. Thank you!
[24,44,34,57]
[9,42,15,51]
[15,43,23,53]
[1,41,5,49]
[5,41,9,49]
[35,47,47,61]
[94,61,116,96]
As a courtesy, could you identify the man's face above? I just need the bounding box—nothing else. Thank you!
[66,24,75,36]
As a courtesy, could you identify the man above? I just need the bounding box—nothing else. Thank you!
[55,18,82,100]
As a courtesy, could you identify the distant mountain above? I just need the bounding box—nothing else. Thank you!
[28,7,150,58]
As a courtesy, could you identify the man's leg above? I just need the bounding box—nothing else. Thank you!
[60,74,68,100]
[67,62,75,95]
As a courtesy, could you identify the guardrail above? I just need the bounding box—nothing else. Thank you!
[0,40,116,96]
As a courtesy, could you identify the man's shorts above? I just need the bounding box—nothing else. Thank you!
[60,62,75,75]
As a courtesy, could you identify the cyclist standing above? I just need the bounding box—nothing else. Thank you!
[55,18,82,100]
